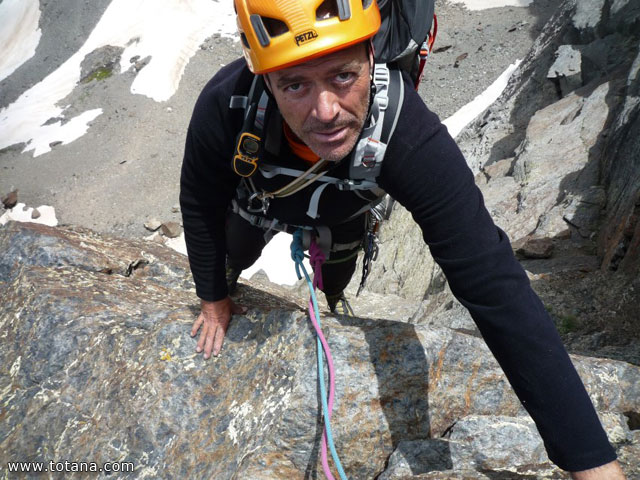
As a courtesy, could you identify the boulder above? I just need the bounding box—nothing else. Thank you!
[0,222,638,479]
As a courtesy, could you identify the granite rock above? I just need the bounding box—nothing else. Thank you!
[1,222,639,479]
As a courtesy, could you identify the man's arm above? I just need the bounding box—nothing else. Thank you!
[180,63,248,356]
[378,94,618,472]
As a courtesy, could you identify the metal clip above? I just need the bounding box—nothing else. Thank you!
[247,192,270,214]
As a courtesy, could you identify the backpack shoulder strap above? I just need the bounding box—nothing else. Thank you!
[348,63,404,183]
[229,76,274,177]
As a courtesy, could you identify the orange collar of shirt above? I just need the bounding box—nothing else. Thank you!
[283,122,321,165]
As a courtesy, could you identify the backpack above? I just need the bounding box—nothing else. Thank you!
[374,0,437,88]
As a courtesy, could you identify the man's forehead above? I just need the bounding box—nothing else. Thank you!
[269,43,368,83]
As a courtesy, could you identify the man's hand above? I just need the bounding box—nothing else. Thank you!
[191,297,246,359]
[571,460,626,479]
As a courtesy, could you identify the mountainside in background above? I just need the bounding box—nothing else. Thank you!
[363,0,640,366]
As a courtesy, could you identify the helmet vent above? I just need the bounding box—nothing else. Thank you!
[317,0,351,20]
[316,0,338,20]
[362,0,373,9]
[261,17,289,37]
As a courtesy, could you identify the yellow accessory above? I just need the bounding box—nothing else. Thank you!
[235,0,380,74]
[233,132,262,177]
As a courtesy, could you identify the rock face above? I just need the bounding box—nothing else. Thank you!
[1,222,639,479]
[365,0,640,301]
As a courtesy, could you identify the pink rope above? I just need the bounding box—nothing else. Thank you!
[308,298,336,479]
[308,239,336,478]
[309,240,326,290]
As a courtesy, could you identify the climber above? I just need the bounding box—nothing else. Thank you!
[179,0,625,477]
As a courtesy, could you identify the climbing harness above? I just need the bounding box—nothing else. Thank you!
[291,230,348,480]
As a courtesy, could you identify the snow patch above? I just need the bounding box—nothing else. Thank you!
[241,233,311,286]
[450,0,533,10]
[163,232,188,256]
[443,60,521,139]
[161,230,309,286]
[0,0,42,82]
[0,0,236,157]
[0,203,58,227]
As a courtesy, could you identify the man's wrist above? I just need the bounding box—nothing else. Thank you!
[571,460,626,479]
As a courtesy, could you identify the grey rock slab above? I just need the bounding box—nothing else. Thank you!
[483,158,515,179]
[547,45,583,96]
[507,80,611,240]
[448,415,554,475]
[1,223,639,478]
[477,175,520,234]
[572,0,606,36]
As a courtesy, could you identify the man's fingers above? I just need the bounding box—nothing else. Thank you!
[203,327,216,359]
[192,297,244,359]
[196,321,209,353]
[191,313,204,337]
[212,321,229,357]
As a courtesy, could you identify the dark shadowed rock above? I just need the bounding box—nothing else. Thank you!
[2,189,18,209]
[514,237,554,259]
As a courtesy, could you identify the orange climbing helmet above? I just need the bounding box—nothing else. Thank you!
[235,0,381,74]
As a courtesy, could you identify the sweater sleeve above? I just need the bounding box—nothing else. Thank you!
[179,65,245,302]
[378,104,616,471]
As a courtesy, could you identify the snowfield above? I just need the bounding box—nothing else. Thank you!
[0,0,236,157]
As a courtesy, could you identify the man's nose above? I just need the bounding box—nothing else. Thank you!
[312,88,340,123]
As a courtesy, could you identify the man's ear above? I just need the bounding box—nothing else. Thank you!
[261,73,277,101]
[263,74,273,94]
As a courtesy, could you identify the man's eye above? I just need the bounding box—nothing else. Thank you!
[285,83,302,92]
[335,72,354,82]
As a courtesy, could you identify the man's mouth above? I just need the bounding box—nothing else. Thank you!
[309,126,348,143]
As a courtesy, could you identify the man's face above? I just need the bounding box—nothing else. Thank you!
[266,43,371,162]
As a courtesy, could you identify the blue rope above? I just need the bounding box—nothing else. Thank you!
[290,230,348,480]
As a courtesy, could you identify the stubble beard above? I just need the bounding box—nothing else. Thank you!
[295,90,370,163]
